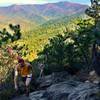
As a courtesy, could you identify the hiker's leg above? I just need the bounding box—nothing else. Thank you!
[25,77,32,96]
[18,77,26,94]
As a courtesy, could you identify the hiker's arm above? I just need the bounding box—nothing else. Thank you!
[39,69,43,78]
[14,65,19,90]
[27,63,33,74]
[39,65,44,78]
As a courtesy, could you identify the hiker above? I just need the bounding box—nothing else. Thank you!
[14,57,33,96]
[39,63,44,78]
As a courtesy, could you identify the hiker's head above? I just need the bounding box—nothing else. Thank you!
[17,56,25,67]
[39,63,44,69]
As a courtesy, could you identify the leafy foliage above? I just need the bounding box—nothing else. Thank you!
[9,24,21,42]
[36,18,96,74]
[0,24,21,47]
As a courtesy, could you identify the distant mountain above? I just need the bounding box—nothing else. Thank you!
[0,1,88,30]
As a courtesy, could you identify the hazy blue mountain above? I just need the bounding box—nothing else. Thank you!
[0,1,88,30]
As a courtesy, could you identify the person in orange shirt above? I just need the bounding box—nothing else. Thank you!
[14,57,33,96]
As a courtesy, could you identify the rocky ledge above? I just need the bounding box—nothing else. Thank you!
[12,71,100,100]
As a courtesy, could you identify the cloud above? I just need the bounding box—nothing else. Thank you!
[0,0,67,4]
[0,0,47,5]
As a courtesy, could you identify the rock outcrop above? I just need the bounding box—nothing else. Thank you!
[12,71,100,100]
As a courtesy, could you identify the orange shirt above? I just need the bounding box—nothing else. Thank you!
[18,63,31,77]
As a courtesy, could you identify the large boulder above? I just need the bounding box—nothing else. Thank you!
[68,82,99,100]
[43,80,81,100]
[36,71,71,89]
[30,80,100,100]
[30,90,46,100]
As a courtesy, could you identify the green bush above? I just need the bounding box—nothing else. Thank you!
[36,18,96,75]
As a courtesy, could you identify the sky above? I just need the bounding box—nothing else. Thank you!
[0,0,90,7]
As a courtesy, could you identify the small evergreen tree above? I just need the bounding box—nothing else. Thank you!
[9,24,21,42]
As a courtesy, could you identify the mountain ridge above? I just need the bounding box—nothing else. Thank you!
[0,1,88,30]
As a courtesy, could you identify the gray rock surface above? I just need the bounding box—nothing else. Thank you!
[12,95,31,100]
[12,71,100,100]
[68,82,99,100]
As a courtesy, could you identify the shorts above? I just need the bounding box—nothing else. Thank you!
[21,74,32,86]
